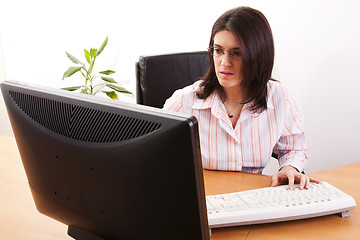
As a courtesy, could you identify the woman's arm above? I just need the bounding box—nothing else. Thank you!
[271,86,319,188]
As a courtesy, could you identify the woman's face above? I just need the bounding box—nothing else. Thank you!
[213,30,244,93]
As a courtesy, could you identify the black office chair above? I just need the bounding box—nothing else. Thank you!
[136,51,208,108]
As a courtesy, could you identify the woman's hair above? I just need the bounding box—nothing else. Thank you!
[198,6,275,113]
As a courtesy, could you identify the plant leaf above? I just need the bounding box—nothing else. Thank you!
[101,76,117,83]
[106,83,132,94]
[62,66,82,79]
[90,48,97,58]
[97,36,108,56]
[103,90,118,100]
[80,87,91,95]
[66,52,85,66]
[99,70,115,75]
[84,49,91,64]
[61,86,81,91]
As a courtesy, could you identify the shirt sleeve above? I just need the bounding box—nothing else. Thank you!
[163,89,184,112]
[163,82,199,114]
[273,88,308,173]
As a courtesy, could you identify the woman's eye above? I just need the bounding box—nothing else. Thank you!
[214,48,223,54]
[233,51,241,57]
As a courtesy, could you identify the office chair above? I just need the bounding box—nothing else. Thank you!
[135,51,280,162]
[136,51,208,108]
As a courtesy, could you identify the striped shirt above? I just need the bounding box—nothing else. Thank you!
[163,80,308,174]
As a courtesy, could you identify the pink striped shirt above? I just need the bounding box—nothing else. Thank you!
[163,80,308,174]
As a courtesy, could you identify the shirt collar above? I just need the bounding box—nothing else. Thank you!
[192,90,274,112]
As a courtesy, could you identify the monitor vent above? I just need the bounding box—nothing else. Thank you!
[9,91,162,142]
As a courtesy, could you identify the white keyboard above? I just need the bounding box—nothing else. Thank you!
[206,182,356,228]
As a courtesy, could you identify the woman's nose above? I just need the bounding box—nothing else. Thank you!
[220,52,232,67]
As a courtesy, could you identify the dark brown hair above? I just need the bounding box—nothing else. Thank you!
[198,6,275,113]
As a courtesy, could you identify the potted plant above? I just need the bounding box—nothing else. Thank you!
[62,36,131,100]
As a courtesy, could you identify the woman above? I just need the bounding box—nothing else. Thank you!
[164,6,318,189]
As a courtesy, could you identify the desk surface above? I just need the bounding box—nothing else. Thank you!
[1,135,359,240]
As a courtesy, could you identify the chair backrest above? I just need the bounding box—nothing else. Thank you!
[136,51,208,108]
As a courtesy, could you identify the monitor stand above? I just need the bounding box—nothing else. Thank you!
[68,225,104,240]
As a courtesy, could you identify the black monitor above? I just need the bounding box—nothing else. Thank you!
[1,81,210,240]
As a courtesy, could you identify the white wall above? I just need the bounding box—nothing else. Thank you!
[0,0,359,174]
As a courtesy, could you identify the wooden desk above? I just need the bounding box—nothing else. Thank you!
[204,163,360,240]
[1,135,359,239]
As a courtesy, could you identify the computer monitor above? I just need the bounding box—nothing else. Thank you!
[1,81,210,240]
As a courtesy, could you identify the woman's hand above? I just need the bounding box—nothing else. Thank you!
[271,165,320,190]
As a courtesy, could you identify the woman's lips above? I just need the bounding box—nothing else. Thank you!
[220,71,234,77]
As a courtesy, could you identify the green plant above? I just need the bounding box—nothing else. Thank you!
[62,36,131,100]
